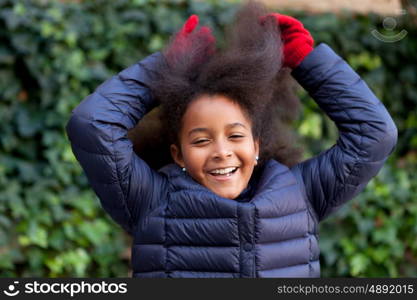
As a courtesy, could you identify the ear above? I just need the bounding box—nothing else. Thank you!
[254,139,260,165]
[170,144,185,168]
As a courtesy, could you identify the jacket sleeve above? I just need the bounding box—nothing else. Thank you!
[65,52,167,235]
[290,43,398,222]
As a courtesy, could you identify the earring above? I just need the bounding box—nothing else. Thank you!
[182,167,186,172]
[255,156,259,161]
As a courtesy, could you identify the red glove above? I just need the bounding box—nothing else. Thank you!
[165,15,216,67]
[261,13,314,69]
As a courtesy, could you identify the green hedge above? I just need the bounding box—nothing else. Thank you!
[0,0,416,277]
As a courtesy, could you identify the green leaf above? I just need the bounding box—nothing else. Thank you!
[350,254,370,276]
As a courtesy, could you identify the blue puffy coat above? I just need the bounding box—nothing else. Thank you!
[66,44,397,277]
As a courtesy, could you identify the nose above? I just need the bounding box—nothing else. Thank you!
[211,140,233,160]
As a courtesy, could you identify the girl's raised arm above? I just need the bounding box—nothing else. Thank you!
[65,52,167,235]
[291,43,398,221]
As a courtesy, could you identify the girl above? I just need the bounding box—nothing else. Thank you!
[66,1,397,277]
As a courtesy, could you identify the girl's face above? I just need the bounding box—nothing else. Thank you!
[170,94,259,199]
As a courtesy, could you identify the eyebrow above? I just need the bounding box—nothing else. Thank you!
[187,122,247,137]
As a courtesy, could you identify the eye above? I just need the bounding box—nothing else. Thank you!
[192,139,210,145]
[229,134,244,139]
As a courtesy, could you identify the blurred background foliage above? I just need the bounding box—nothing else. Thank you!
[0,0,416,277]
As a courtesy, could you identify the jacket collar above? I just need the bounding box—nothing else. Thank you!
[158,159,292,202]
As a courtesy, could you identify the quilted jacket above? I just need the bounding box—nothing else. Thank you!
[65,44,398,277]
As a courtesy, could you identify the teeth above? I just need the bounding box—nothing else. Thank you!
[210,167,237,175]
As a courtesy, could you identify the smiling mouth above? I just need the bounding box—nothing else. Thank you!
[207,167,239,181]
[208,167,238,175]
